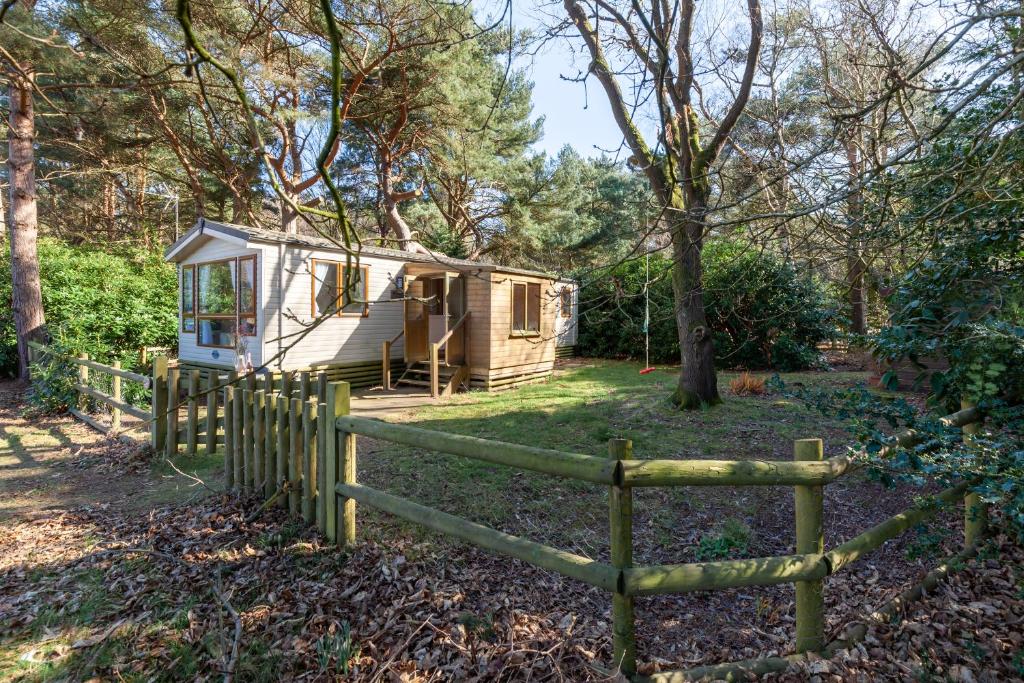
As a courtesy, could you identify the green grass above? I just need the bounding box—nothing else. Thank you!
[357,360,870,554]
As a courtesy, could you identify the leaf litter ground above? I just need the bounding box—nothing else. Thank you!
[1,369,1022,681]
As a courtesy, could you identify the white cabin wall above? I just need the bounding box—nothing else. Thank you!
[260,243,282,371]
[277,246,407,370]
[554,280,578,347]
[177,238,263,369]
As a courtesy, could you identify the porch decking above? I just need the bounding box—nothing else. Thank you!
[351,386,438,417]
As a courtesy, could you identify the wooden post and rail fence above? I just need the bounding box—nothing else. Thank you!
[25,340,993,680]
[328,404,988,680]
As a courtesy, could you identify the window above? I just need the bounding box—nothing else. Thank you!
[238,255,256,336]
[312,260,369,317]
[181,265,195,332]
[194,256,257,348]
[560,286,572,318]
[511,281,541,334]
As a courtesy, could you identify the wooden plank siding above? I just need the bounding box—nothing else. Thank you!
[479,272,557,386]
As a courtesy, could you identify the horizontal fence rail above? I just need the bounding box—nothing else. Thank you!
[336,481,619,591]
[329,403,992,681]
[336,415,618,485]
[28,342,152,438]
[618,456,853,487]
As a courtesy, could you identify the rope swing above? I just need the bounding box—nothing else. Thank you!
[640,247,656,375]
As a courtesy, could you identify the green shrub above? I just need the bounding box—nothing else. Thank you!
[0,239,178,379]
[577,240,838,370]
[25,334,79,413]
[694,518,752,561]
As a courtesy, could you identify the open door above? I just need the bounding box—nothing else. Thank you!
[445,272,466,364]
[404,277,429,363]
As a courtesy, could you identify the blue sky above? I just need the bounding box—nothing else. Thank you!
[501,1,630,159]
[518,38,627,158]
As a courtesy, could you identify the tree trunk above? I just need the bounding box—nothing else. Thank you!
[7,67,48,380]
[845,141,868,335]
[847,250,868,335]
[280,195,299,235]
[380,169,428,254]
[670,210,721,409]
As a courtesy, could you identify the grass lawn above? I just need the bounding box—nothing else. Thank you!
[356,360,895,565]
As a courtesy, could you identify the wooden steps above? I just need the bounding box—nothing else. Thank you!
[396,361,469,397]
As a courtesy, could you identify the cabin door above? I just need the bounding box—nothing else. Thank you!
[444,273,467,365]
[405,273,467,365]
[403,277,429,363]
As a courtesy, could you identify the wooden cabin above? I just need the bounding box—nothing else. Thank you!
[164,219,578,395]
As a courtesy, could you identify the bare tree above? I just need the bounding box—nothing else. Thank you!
[561,0,763,408]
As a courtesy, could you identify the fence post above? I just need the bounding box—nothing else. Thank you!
[186,369,200,455]
[151,356,168,452]
[316,399,328,532]
[253,388,266,496]
[325,381,352,545]
[232,381,243,488]
[223,385,235,490]
[276,392,288,508]
[962,400,987,547]
[206,373,218,456]
[607,438,636,678]
[264,388,276,499]
[77,353,89,411]
[242,390,254,492]
[382,341,391,390]
[317,372,327,404]
[289,397,302,514]
[111,360,122,433]
[794,438,825,653]
[302,398,317,523]
[165,366,180,457]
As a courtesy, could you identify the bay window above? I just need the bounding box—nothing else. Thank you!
[192,255,257,349]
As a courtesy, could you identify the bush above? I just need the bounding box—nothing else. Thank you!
[0,239,178,378]
[729,372,767,396]
[577,241,838,370]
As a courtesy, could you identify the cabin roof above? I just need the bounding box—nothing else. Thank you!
[165,218,563,280]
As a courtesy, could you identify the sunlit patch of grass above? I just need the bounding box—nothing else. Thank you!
[355,360,869,553]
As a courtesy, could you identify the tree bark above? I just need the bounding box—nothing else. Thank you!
[380,167,429,254]
[845,141,868,335]
[280,195,299,235]
[847,250,868,335]
[7,66,48,379]
[670,209,721,408]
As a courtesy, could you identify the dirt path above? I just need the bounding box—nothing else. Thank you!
[0,381,147,521]
[0,381,217,522]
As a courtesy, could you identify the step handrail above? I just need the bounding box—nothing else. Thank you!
[430,312,470,397]
[435,311,469,353]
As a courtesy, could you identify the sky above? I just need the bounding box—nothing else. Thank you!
[517,39,627,158]
[500,1,631,159]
